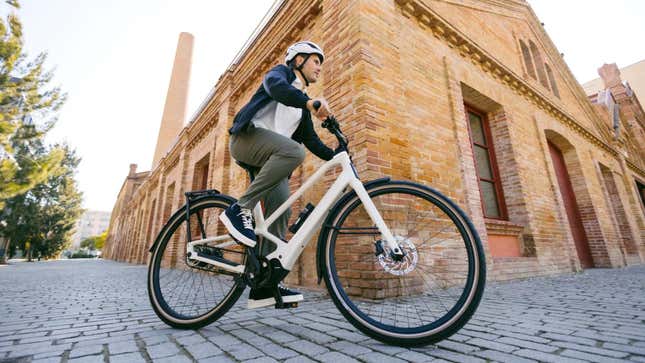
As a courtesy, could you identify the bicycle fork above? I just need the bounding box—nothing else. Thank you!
[350,178,405,258]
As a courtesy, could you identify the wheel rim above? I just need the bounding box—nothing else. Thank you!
[149,200,245,324]
[327,186,480,337]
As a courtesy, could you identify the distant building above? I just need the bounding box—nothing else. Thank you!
[71,210,111,249]
[584,62,645,220]
[583,60,645,102]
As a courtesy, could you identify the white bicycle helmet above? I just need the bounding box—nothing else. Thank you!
[284,41,325,65]
[285,41,324,87]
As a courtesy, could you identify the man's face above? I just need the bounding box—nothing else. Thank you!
[296,54,322,84]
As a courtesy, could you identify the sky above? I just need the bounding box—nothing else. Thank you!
[3,0,644,213]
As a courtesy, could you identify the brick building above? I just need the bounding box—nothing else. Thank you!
[104,0,645,285]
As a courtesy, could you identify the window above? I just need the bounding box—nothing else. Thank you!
[636,180,645,215]
[145,199,157,249]
[192,154,210,191]
[545,63,560,98]
[163,182,175,222]
[465,106,507,219]
[529,40,550,89]
[519,40,536,80]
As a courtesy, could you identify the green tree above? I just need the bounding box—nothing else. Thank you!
[80,230,107,251]
[0,0,66,209]
[2,143,83,260]
[80,236,97,250]
[95,230,107,250]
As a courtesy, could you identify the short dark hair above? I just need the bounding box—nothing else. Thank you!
[287,53,322,68]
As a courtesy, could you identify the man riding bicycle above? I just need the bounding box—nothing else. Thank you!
[219,41,338,308]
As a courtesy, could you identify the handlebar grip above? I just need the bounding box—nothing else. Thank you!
[313,100,321,111]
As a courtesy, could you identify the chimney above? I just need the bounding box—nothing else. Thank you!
[152,32,194,169]
[129,164,138,177]
[598,63,622,89]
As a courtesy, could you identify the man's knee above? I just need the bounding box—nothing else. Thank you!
[293,144,305,163]
[282,143,305,165]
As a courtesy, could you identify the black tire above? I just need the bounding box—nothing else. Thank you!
[147,195,246,329]
[319,180,486,346]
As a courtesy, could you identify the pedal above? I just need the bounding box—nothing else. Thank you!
[275,302,298,309]
[227,233,257,248]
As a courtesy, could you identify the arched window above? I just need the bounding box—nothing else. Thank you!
[519,40,536,80]
[545,63,560,98]
[529,40,550,89]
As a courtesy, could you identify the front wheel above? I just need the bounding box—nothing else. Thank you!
[319,181,486,346]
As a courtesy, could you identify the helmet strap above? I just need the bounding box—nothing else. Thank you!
[294,54,312,87]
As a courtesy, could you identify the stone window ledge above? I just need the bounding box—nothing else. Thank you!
[485,219,526,258]
[492,256,539,263]
[484,218,524,236]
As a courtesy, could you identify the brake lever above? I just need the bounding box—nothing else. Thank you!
[322,115,341,129]
[312,101,348,151]
[313,101,337,129]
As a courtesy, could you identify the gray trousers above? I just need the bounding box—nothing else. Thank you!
[230,126,305,247]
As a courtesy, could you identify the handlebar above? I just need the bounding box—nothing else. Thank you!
[312,100,349,153]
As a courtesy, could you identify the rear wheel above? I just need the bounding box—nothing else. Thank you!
[147,195,246,329]
[320,181,486,346]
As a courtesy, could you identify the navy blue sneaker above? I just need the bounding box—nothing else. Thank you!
[247,284,303,309]
[219,203,257,247]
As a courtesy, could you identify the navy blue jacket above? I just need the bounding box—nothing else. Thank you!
[229,64,334,161]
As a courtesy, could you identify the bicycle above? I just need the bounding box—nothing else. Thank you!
[147,107,486,346]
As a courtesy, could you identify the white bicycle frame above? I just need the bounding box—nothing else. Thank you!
[187,151,401,272]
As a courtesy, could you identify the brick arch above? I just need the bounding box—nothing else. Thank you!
[544,130,611,268]
[544,129,574,154]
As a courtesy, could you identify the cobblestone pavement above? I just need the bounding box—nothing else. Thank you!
[0,260,644,363]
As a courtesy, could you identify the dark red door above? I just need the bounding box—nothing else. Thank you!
[548,141,594,268]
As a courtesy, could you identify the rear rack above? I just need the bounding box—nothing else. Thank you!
[184,188,222,243]
[185,189,221,201]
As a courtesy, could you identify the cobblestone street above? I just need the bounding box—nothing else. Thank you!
[0,260,644,363]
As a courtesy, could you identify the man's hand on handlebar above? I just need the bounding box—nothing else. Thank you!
[309,99,347,154]
[307,98,332,120]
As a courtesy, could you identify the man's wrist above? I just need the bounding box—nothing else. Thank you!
[301,96,312,110]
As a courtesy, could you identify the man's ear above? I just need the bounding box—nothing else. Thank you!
[294,54,304,68]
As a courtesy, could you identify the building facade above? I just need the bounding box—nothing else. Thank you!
[70,210,111,249]
[104,0,645,286]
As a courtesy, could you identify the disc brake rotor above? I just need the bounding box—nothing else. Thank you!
[377,236,419,276]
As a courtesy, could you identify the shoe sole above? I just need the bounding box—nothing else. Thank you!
[219,212,257,247]
[247,294,304,309]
